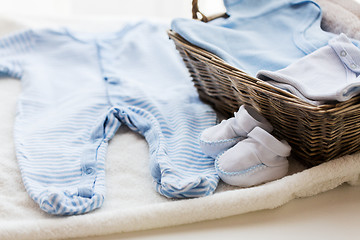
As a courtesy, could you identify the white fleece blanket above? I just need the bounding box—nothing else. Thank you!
[1,1,360,239]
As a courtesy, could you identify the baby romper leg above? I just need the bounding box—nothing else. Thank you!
[112,97,219,198]
[100,22,220,198]
[14,91,117,215]
[0,29,122,215]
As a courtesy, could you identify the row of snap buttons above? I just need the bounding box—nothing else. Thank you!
[340,50,358,69]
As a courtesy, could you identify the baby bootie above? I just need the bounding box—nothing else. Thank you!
[215,126,291,187]
[200,105,273,158]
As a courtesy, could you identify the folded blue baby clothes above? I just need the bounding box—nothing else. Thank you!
[171,0,337,76]
[0,21,219,215]
[257,33,360,104]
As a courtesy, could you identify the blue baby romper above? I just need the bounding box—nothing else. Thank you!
[171,0,337,76]
[0,21,219,215]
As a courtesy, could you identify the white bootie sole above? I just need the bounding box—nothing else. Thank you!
[215,159,289,187]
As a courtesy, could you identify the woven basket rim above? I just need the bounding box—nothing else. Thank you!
[169,1,360,166]
[168,29,360,113]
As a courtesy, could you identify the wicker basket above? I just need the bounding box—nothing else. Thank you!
[168,0,360,167]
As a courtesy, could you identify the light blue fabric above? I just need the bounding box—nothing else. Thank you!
[257,34,360,104]
[171,0,337,76]
[0,21,219,215]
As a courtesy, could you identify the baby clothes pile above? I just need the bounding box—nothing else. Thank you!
[1,0,359,217]
[171,0,360,105]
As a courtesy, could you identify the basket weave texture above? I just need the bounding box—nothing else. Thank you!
[168,0,360,167]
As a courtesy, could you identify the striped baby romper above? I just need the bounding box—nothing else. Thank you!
[0,21,219,215]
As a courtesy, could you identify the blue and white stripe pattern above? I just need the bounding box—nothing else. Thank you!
[0,21,219,215]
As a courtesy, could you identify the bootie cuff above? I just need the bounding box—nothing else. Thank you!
[248,127,291,157]
[234,105,273,135]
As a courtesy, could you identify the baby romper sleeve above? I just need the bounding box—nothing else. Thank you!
[0,30,33,79]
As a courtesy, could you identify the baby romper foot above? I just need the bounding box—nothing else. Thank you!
[215,126,291,187]
[200,105,273,158]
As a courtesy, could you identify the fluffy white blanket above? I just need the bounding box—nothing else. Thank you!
[0,0,360,239]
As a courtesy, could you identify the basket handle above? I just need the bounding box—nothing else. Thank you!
[192,0,209,22]
[192,0,228,22]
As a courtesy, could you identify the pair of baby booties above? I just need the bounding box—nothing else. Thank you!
[200,105,291,187]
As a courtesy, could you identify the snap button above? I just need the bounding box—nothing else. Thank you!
[85,167,95,175]
[340,50,347,57]
[350,63,358,69]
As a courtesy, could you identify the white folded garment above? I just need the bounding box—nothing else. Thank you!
[257,33,360,104]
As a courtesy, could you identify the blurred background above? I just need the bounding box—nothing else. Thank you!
[1,0,360,19]
[0,0,359,25]
[0,0,226,19]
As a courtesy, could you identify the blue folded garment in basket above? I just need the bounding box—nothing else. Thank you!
[171,0,337,76]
